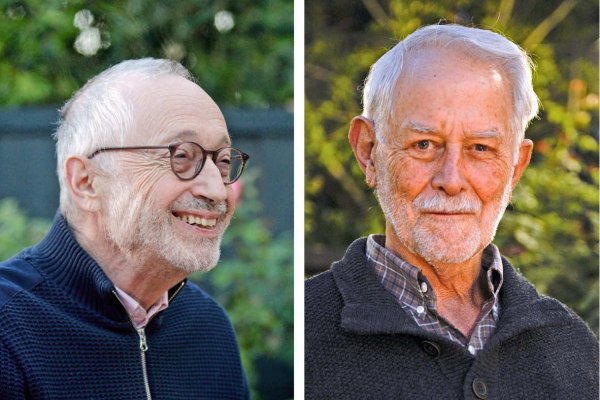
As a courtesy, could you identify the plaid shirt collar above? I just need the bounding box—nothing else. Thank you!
[366,234,503,355]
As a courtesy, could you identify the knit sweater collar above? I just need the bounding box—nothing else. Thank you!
[27,212,130,323]
[333,237,575,343]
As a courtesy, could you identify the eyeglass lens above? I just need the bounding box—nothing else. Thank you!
[170,142,245,183]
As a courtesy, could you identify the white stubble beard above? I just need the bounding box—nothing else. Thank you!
[375,166,513,265]
[101,179,229,274]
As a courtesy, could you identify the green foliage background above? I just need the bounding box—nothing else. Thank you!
[0,0,292,108]
[0,1,293,398]
[305,0,598,334]
[193,172,293,396]
[0,199,51,258]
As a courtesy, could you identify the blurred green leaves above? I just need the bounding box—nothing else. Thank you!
[0,198,50,260]
[0,0,292,108]
[192,171,293,399]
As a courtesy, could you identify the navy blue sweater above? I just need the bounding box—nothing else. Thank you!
[306,238,599,399]
[0,213,249,399]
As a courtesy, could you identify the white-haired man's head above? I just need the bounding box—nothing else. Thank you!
[362,24,540,157]
[53,58,236,274]
[54,58,193,222]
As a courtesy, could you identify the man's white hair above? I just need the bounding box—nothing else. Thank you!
[53,58,192,221]
[362,24,540,150]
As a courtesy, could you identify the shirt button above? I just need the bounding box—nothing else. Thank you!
[420,341,441,358]
[472,378,488,399]
[468,345,476,355]
[420,281,428,293]
[416,305,425,314]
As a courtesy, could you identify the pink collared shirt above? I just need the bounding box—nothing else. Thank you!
[114,287,169,329]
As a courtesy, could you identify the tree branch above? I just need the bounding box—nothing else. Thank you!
[523,0,579,51]
[361,0,392,30]
[497,0,516,29]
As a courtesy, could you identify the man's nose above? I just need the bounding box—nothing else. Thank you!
[431,146,467,196]
[189,158,228,202]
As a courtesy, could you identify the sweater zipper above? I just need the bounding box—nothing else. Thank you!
[137,328,152,400]
[111,281,186,400]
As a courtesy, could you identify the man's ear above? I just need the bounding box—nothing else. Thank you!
[348,116,378,188]
[511,139,533,188]
[65,156,102,212]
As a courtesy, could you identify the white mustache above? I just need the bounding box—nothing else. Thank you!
[171,199,227,214]
[413,192,481,213]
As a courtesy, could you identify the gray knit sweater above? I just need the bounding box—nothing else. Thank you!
[305,238,599,399]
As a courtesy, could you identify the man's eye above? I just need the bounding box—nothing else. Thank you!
[474,144,488,152]
[174,150,192,159]
[416,140,431,150]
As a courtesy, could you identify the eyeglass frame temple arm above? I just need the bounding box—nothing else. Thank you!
[87,145,171,159]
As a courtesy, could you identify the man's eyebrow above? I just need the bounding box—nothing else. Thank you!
[165,130,232,146]
[400,121,438,134]
[469,128,502,139]
[401,122,503,139]
[215,135,232,147]
[161,130,195,143]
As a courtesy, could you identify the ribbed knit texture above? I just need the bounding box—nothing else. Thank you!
[0,213,249,399]
[305,238,599,400]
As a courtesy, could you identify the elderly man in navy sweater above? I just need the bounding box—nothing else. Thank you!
[0,59,249,399]
[305,25,598,399]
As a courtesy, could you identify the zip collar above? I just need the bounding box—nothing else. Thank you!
[25,212,187,323]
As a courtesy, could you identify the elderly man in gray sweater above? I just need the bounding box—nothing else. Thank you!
[305,24,598,400]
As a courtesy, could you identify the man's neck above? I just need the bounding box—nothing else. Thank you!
[384,230,488,336]
[71,216,186,310]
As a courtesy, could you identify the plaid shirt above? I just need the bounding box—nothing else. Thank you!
[366,235,503,355]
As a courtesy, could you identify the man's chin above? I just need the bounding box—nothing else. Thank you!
[174,260,219,275]
[160,237,222,275]
[418,249,478,266]
[411,231,482,266]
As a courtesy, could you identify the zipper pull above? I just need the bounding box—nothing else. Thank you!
[137,328,148,352]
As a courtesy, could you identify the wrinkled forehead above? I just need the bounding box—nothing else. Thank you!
[123,74,230,148]
[387,47,512,130]
[398,46,507,91]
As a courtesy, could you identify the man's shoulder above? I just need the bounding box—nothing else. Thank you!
[305,238,369,290]
[305,238,369,314]
[305,270,347,333]
[0,251,44,311]
[179,281,222,307]
[537,293,598,338]
[500,260,598,343]
[306,268,338,299]
[176,281,234,323]
[305,269,335,292]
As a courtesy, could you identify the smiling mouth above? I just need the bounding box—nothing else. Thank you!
[423,211,475,216]
[173,213,218,228]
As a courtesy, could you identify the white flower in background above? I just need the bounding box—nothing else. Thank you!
[162,41,186,62]
[73,9,109,56]
[214,10,235,33]
[74,27,102,56]
[73,9,94,29]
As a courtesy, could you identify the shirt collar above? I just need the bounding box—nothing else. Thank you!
[31,212,127,322]
[30,212,184,324]
[113,287,169,329]
[330,237,573,339]
[366,234,504,301]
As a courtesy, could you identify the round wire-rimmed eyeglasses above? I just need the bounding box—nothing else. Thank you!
[87,142,249,184]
